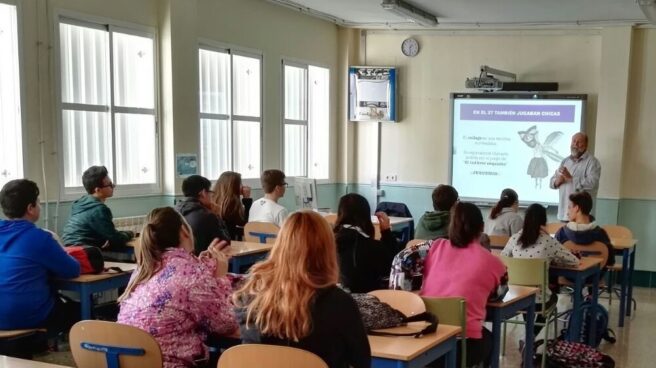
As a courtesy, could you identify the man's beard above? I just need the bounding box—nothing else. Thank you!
[570,148,584,158]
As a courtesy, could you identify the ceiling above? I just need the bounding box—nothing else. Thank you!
[266,0,651,28]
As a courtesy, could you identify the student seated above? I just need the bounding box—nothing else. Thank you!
[334,193,401,293]
[485,188,523,236]
[62,166,134,250]
[234,211,370,368]
[117,207,237,368]
[0,179,80,332]
[421,202,508,368]
[248,169,288,227]
[211,171,253,240]
[175,175,231,254]
[554,191,614,269]
[501,203,578,335]
[414,184,459,240]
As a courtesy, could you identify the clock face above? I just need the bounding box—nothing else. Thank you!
[401,38,419,57]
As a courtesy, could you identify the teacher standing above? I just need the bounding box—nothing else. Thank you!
[550,132,601,221]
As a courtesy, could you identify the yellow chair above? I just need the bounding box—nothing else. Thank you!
[500,256,556,368]
[562,241,609,268]
[422,297,467,368]
[368,289,426,317]
[600,225,633,306]
[488,234,510,249]
[217,344,328,368]
[243,222,280,244]
[405,238,429,249]
[601,224,632,239]
[69,320,162,368]
[546,222,564,235]
[373,223,382,240]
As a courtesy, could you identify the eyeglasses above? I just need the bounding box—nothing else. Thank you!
[281,182,289,188]
[101,182,116,189]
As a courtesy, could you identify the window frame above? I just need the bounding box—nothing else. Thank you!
[197,39,263,187]
[0,0,26,187]
[281,57,331,182]
[53,10,161,199]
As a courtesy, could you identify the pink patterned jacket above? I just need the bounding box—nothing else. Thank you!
[118,248,237,368]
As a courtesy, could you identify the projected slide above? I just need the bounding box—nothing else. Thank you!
[451,94,585,205]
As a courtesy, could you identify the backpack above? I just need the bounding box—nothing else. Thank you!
[65,245,105,274]
[350,293,438,338]
[535,339,615,368]
[567,301,616,348]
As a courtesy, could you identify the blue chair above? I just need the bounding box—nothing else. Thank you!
[69,320,162,368]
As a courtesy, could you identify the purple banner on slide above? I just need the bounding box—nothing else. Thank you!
[460,104,575,122]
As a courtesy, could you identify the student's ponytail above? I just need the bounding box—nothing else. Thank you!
[490,188,519,220]
[119,207,185,302]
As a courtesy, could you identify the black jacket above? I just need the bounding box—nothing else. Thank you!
[335,227,401,293]
[236,286,371,368]
[175,198,230,254]
[223,198,253,240]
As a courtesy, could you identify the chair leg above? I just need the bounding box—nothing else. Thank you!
[501,322,507,356]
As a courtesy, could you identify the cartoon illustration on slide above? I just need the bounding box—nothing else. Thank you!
[518,126,564,189]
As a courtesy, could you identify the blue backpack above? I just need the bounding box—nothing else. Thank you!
[567,301,616,348]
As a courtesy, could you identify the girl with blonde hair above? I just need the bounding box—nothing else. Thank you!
[212,171,252,239]
[233,211,370,368]
[118,207,237,368]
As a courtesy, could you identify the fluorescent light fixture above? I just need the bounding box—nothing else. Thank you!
[381,0,438,27]
[638,0,656,23]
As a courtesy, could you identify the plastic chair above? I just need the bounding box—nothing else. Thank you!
[69,320,162,368]
[323,214,337,226]
[500,256,556,368]
[217,344,328,368]
[422,297,467,368]
[488,234,510,249]
[405,239,428,249]
[600,225,634,308]
[243,222,280,244]
[546,222,565,235]
[368,289,426,317]
[562,241,609,268]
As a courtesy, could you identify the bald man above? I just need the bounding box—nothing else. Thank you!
[550,132,601,221]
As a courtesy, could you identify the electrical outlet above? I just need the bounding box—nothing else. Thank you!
[384,174,398,182]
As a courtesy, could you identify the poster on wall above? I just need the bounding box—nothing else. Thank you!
[348,66,397,122]
[176,154,198,177]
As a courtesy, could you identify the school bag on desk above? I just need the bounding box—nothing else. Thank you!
[350,293,438,338]
[65,245,105,274]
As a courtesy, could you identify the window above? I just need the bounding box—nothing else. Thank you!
[199,46,262,180]
[283,61,329,179]
[58,18,157,192]
[0,2,23,188]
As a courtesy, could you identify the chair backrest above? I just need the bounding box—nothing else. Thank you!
[421,297,467,368]
[563,240,609,267]
[500,256,550,313]
[217,344,328,368]
[373,223,382,240]
[546,222,565,234]
[406,238,428,249]
[488,234,510,248]
[421,296,466,331]
[501,256,548,288]
[244,222,280,244]
[368,289,426,317]
[601,224,633,239]
[69,320,162,368]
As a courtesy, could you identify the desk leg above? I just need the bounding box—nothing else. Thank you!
[619,248,629,326]
[446,338,457,368]
[491,310,501,368]
[627,246,636,317]
[524,302,535,368]
[80,284,92,320]
[569,276,583,342]
[589,268,600,346]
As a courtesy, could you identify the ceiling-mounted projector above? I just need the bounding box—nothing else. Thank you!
[466,65,558,92]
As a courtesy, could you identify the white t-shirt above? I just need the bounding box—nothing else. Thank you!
[248,197,289,227]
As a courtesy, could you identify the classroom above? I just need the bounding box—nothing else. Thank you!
[0,0,655,367]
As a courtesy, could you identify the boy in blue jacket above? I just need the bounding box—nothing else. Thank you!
[0,179,80,331]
